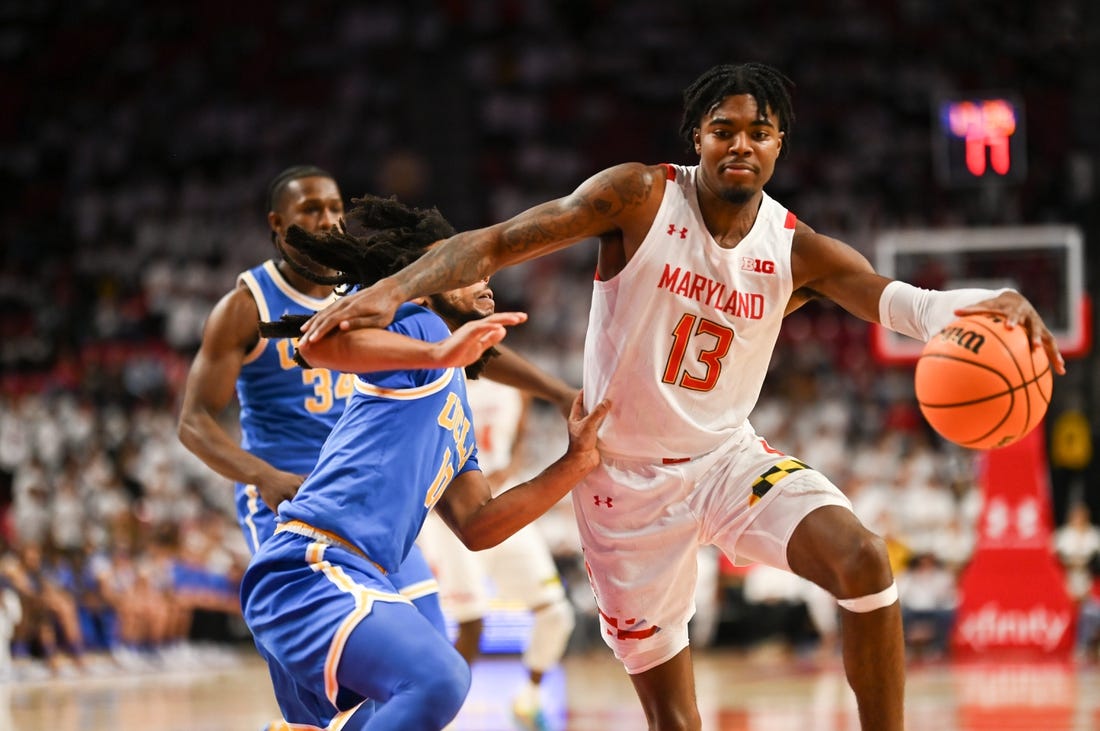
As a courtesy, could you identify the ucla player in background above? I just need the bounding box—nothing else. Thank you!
[241,194,609,730]
[177,166,444,726]
[418,377,576,731]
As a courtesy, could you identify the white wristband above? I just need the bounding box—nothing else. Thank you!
[878,280,1014,342]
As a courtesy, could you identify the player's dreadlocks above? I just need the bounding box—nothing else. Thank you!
[258,195,497,376]
[678,62,794,155]
[267,194,456,294]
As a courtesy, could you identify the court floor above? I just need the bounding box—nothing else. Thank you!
[6,644,1100,730]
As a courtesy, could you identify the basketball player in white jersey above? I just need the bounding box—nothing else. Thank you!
[302,63,1065,731]
[418,378,576,731]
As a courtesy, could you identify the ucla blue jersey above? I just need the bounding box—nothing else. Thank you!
[236,260,351,474]
[279,302,481,573]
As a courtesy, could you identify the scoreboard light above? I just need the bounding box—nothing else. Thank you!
[934,94,1027,186]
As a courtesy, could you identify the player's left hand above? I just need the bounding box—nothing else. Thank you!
[435,312,528,367]
[955,291,1066,375]
[256,469,306,513]
[302,277,404,342]
[564,391,611,474]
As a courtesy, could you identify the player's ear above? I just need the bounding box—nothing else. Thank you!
[268,211,282,236]
[693,129,702,155]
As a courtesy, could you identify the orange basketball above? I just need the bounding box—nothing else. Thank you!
[914,314,1052,450]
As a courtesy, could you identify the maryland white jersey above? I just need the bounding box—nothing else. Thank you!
[582,164,795,460]
[465,377,525,476]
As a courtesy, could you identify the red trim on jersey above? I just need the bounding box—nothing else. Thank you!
[784,211,797,229]
[598,608,661,640]
[759,438,785,456]
[610,625,660,640]
[593,267,601,282]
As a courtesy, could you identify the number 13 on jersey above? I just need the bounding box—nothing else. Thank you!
[661,313,734,392]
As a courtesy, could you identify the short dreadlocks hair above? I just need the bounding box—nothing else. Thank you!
[678,62,794,155]
[258,195,497,375]
[266,165,334,212]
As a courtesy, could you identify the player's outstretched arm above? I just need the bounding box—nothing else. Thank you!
[434,392,609,550]
[301,163,661,342]
[791,227,1065,374]
[298,312,528,374]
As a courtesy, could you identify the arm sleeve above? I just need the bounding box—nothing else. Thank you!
[877,280,1014,342]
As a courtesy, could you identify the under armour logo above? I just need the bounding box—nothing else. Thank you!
[593,495,614,508]
[666,224,688,239]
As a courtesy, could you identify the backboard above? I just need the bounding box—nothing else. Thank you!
[871,225,1091,365]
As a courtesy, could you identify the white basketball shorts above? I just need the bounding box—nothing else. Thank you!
[572,425,852,674]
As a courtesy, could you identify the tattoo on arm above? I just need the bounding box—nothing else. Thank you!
[589,168,652,217]
[501,167,654,254]
[501,203,589,255]
[399,165,655,293]
[391,238,486,297]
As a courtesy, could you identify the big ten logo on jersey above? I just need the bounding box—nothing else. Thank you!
[424,391,474,509]
[276,338,355,414]
[740,257,775,274]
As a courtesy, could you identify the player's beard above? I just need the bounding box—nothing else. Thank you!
[427,293,479,326]
[718,184,756,205]
[427,294,498,379]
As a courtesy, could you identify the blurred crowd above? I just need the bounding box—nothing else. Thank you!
[1,0,1097,682]
[0,391,249,680]
[4,0,1093,381]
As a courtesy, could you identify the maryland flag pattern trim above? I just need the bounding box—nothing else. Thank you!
[750,457,811,505]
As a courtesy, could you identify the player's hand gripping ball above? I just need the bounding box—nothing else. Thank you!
[914,314,1052,450]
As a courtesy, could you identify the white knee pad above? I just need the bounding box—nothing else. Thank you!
[523,598,575,673]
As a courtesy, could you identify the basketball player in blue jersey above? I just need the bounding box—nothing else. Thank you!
[178,168,579,729]
[239,195,609,730]
[178,166,446,727]
[301,63,1065,731]
[179,166,352,551]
